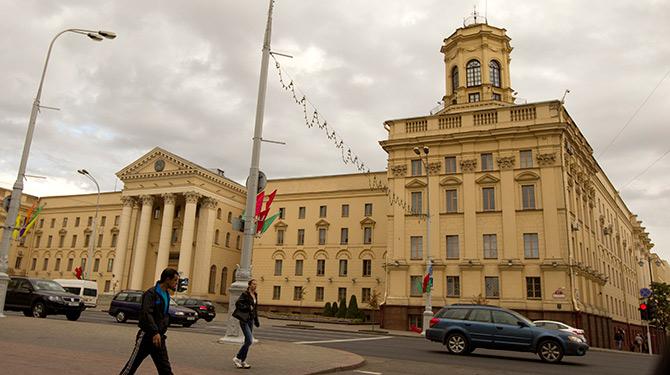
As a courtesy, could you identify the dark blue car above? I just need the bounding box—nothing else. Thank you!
[425,304,588,363]
[109,290,198,327]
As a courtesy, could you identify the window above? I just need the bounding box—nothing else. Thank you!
[339,259,348,277]
[362,288,371,303]
[411,191,423,214]
[225,233,231,247]
[317,259,326,276]
[153,208,161,220]
[410,276,423,296]
[62,217,68,227]
[362,259,372,277]
[342,204,349,217]
[466,60,482,86]
[273,286,281,300]
[87,217,92,227]
[214,230,220,245]
[443,308,469,320]
[15,256,22,269]
[526,277,542,299]
[364,203,373,216]
[318,228,327,245]
[524,233,539,258]
[35,235,41,248]
[111,233,118,247]
[84,234,90,247]
[276,229,285,246]
[31,258,37,271]
[279,207,285,220]
[93,258,100,272]
[489,60,501,87]
[114,215,120,226]
[295,229,305,246]
[482,187,495,211]
[520,150,533,168]
[445,156,457,174]
[522,185,535,209]
[47,235,53,248]
[74,217,80,227]
[492,93,501,101]
[340,228,349,245]
[104,280,111,293]
[410,236,423,260]
[492,311,520,326]
[295,259,304,276]
[42,258,49,271]
[293,286,304,301]
[411,160,422,176]
[363,227,372,244]
[50,218,55,228]
[59,235,65,248]
[485,276,500,298]
[298,207,306,219]
[54,258,61,271]
[483,234,498,258]
[66,258,73,272]
[236,235,241,250]
[39,219,44,228]
[107,258,114,272]
[446,189,458,213]
[447,276,460,297]
[171,228,178,244]
[100,216,106,226]
[338,288,347,303]
[481,153,493,171]
[446,235,459,259]
[316,286,324,302]
[97,234,103,247]
[274,259,283,276]
[451,66,459,93]
[468,93,480,103]
[319,205,327,218]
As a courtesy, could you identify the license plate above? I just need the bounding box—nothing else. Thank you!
[187,316,195,320]
[68,302,79,306]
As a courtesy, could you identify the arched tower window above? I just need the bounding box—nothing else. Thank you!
[220,267,228,295]
[225,232,231,247]
[217,208,222,219]
[208,265,217,294]
[466,60,482,87]
[227,212,232,223]
[489,60,501,87]
[214,229,220,245]
[451,66,459,94]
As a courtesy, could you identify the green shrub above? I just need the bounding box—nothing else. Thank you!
[336,299,347,318]
[330,301,338,316]
[346,295,360,319]
[323,302,332,317]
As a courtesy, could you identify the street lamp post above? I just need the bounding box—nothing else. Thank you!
[0,28,115,318]
[78,170,100,280]
[639,255,660,355]
[414,146,433,333]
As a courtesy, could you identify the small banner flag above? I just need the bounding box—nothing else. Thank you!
[254,191,265,217]
[260,212,281,234]
[422,262,433,294]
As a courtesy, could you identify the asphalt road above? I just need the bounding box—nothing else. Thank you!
[5,310,661,375]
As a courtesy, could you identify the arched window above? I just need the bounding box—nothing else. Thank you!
[214,229,220,245]
[220,267,228,295]
[466,60,482,87]
[232,267,237,283]
[217,208,222,220]
[236,235,241,250]
[208,265,217,294]
[225,232,231,247]
[489,60,501,87]
[451,66,459,94]
[227,212,232,223]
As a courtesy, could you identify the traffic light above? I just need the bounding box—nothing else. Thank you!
[177,278,189,293]
[647,300,657,322]
[639,302,649,321]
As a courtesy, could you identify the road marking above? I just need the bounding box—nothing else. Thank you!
[294,336,392,345]
[354,371,382,375]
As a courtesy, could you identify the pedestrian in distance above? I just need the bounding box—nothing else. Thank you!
[119,268,179,375]
[635,333,644,353]
[232,279,260,369]
[614,329,623,350]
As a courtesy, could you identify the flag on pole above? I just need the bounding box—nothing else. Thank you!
[260,212,280,234]
[265,189,277,208]
[254,191,265,217]
[12,213,22,239]
[422,262,433,293]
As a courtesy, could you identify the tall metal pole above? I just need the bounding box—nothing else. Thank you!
[79,170,100,280]
[646,256,654,355]
[221,0,275,343]
[422,152,433,333]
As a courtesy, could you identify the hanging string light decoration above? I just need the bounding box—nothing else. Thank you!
[271,54,412,214]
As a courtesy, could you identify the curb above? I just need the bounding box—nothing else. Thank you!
[307,358,367,375]
[589,347,659,356]
[273,324,423,339]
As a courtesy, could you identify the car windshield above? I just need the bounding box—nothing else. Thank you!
[32,280,67,292]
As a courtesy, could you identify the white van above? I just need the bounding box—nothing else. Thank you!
[54,279,98,308]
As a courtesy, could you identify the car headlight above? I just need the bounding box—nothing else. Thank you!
[47,295,62,302]
[568,335,583,343]
[175,311,184,316]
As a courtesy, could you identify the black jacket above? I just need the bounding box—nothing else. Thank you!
[138,286,170,336]
[233,290,259,325]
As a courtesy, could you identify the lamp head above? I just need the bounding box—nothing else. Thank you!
[413,147,420,155]
[423,146,429,155]
[98,30,117,39]
[77,169,88,175]
[87,33,104,41]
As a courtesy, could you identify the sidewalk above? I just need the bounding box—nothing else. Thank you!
[0,316,364,374]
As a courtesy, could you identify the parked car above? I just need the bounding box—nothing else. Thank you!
[54,279,98,308]
[175,298,216,322]
[425,304,588,363]
[108,290,199,327]
[5,277,85,320]
[533,320,587,343]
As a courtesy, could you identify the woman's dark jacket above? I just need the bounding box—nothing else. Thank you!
[233,290,259,326]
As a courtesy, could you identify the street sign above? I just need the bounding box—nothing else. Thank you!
[246,171,267,194]
[552,288,566,299]
[640,287,652,298]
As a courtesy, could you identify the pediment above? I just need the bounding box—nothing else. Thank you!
[315,219,330,228]
[405,179,427,188]
[440,176,462,186]
[475,174,500,184]
[360,217,376,228]
[274,220,288,229]
[514,171,541,181]
[116,147,196,180]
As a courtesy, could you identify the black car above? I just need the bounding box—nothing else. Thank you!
[5,277,85,321]
[175,298,216,322]
[108,290,199,327]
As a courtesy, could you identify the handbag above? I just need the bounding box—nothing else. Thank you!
[232,308,250,322]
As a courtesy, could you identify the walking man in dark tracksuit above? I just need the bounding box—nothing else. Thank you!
[120,268,179,375]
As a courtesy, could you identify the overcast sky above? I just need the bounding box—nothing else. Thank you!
[1,0,669,261]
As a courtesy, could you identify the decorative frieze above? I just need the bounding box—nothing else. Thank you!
[460,159,477,173]
[427,162,442,175]
[496,156,515,170]
[536,152,556,166]
[390,165,407,177]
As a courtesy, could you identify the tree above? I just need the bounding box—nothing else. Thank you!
[346,295,361,319]
[330,301,338,317]
[649,282,670,331]
[323,302,332,317]
[367,289,382,331]
[336,298,347,318]
[296,287,307,326]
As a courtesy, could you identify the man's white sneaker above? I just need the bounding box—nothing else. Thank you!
[242,361,251,369]
[233,357,243,368]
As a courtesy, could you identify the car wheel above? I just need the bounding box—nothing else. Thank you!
[115,311,127,323]
[445,333,469,355]
[66,311,81,321]
[32,301,47,318]
[22,310,32,317]
[204,317,214,323]
[538,340,564,363]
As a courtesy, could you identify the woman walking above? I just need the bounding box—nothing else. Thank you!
[232,279,259,369]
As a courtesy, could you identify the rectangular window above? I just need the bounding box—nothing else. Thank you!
[520,150,533,168]
[107,258,114,272]
[35,235,41,248]
[297,229,305,245]
[481,153,493,171]
[42,258,49,271]
[315,286,324,302]
[75,217,81,227]
[318,228,327,245]
[338,287,347,303]
[273,286,281,300]
[87,217,92,227]
[111,233,118,247]
[364,203,373,216]
[104,280,111,293]
[340,228,349,245]
[446,235,459,259]
[362,288,371,303]
[39,219,44,228]
[447,276,460,297]
[97,234,103,248]
[295,259,303,276]
[317,259,326,276]
[71,235,77,248]
[319,205,327,218]
[524,233,540,258]
[445,156,457,174]
[62,217,68,227]
[446,189,458,213]
[485,276,500,298]
[171,229,178,244]
[276,229,285,246]
[411,191,423,214]
[468,93,481,103]
[100,216,106,226]
[114,215,120,226]
[362,259,372,277]
[341,204,349,218]
[31,258,37,271]
[298,207,306,219]
[363,227,372,244]
[483,234,498,259]
[54,258,61,272]
[482,187,495,211]
[67,258,73,272]
[492,93,501,101]
[59,235,65,248]
[278,207,285,220]
[526,277,542,299]
[293,286,304,301]
[522,185,536,209]
[47,235,53,248]
[339,259,348,277]
[410,236,423,260]
[274,259,283,276]
[410,275,423,296]
[411,160,423,176]
[50,218,55,228]
[93,258,100,272]
[15,256,22,269]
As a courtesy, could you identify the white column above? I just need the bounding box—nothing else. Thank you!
[111,196,135,293]
[154,193,176,281]
[192,197,218,296]
[129,195,154,290]
[177,192,200,279]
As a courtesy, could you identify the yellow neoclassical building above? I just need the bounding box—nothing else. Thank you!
[1,21,667,350]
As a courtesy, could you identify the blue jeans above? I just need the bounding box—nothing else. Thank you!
[236,320,253,361]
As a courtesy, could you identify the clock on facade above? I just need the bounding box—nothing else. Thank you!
[154,159,165,172]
